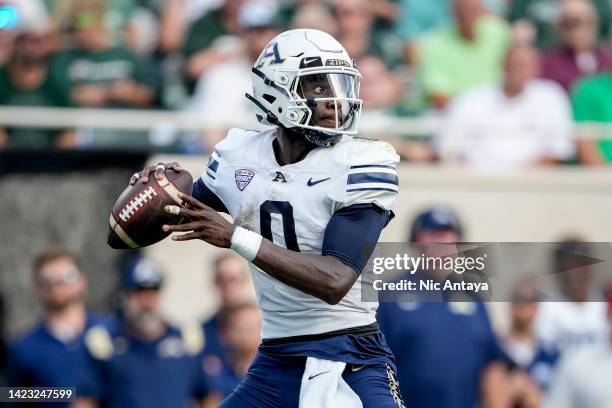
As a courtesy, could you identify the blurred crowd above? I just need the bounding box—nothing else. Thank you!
[0,210,611,407]
[1,0,612,167]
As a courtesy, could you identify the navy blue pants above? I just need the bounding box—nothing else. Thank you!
[219,351,405,408]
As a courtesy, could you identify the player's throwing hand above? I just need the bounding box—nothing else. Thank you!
[129,162,182,185]
[162,192,233,248]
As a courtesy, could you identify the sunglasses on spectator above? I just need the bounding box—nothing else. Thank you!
[560,16,595,30]
[37,267,80,288]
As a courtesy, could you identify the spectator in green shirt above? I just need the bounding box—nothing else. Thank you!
[51,0,156,109]
[182,0,246,92]
[0,24,73,149]
[572,73,612,165]
[417,0,510,109]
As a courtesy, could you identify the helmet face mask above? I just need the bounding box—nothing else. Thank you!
[247,29,363,147]
[290,69,362,135]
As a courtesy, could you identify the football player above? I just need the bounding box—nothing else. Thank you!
[132,29,404,407]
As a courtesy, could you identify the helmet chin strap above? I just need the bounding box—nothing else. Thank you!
[298,127,342,148]
[245,93,280,125]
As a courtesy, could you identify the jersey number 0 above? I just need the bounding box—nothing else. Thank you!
[260,200,300,252]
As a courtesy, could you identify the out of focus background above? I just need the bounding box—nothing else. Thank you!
[1,0,612,406]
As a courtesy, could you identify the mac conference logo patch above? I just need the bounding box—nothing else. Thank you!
[235,169,255,191]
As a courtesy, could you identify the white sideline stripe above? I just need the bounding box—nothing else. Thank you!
[109,214,139,248]
[157,174,184,205]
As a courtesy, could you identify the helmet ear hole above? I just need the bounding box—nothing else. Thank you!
[263,94,276,104]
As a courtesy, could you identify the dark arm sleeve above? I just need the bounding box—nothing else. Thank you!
[322,203,392,274]
[191,179,229,214]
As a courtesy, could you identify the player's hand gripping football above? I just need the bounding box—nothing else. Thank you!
[161,193,234,248]
[129,162,183,185]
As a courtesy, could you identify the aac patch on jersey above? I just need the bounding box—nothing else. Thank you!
[235,169,255,191]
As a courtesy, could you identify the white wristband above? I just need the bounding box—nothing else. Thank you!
[230,226,263,262]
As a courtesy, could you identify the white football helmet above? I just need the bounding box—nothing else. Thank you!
[246,29,362,147]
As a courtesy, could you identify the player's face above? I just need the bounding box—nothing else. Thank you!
[296,73,359,130]
[299,74,339,128]
[36,257,86,310]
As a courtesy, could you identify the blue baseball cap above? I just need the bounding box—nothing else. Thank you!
[410,207,463,241]
[121,258,164,290]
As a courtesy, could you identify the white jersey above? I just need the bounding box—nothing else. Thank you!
[201,128,399,339]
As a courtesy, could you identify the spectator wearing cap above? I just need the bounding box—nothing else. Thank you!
[378,206,510,408]
[534,240,609,354]
[417,0,510,109]
[0,7,74,149]
[201,253,254,362]
[7,249,109,408]
[202,302,261,405]
[542,284,612,408]
[74,258,211,408]
[542,0,612,94]
[184,1,279,152]
[504,280,559,408]
[436,44,574,170]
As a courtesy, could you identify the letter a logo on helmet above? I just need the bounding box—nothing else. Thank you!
[257,42,284,68]
[246,29,363,148]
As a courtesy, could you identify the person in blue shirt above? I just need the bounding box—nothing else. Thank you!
[203,302,262,405]
[74,257,211,408]
[7,248,109,407]
[377,206,510,408]
[202,253,254,362]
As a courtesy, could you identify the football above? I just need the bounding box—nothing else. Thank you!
[107,168,193,249]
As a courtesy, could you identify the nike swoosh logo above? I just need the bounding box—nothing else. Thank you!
[351,364,366,372]
[307,177,330,187]
[308,370,331,381]
[303,57,319,65]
